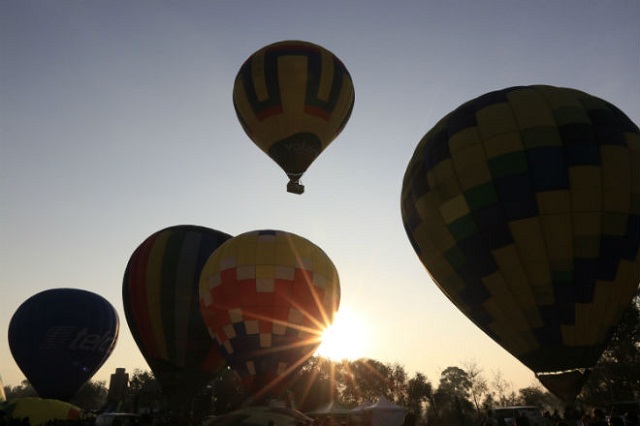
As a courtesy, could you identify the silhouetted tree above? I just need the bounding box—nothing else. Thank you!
[490,370,517,407]
[3,380,37,400]
[340,358,393,404]
[463,361,489,413]
[439,366,471,400]
[71,380,108,411]
[390,362,409,405]
[289,356,338,412]
[123,368,162,414]
[517,386,558,409]
[431,367,475,426]
[578,290,640,406]
[211,367,245,415]
[128,369,157,394]
[406,372,432,420]
[3,378,107,412]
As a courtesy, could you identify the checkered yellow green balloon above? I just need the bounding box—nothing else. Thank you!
[401,85,639,396]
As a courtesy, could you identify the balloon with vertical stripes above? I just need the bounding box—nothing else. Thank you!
[233,40,355,194]
[122,225,231,410]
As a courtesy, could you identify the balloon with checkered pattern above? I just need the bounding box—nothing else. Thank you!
[401,85,639,402]
[199,229,340,401]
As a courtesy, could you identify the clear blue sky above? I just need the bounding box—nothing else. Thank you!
[2,0,639,393]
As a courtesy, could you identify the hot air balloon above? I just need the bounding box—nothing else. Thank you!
[8,288,119,401]
[401,85,639,401]
[122,225,231,413]
[233,40,355,194]
[199,230,340,401]
[0,397,83,426]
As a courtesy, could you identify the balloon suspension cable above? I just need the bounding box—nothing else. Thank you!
[287,176,304,195]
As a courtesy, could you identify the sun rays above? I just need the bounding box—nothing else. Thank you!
[316,308,370,361]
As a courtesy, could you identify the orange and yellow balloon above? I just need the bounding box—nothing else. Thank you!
[199,229,340,400]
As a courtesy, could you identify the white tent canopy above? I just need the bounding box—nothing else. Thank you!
[362,395,407,426]
[350,401,372,412]
[307,401,353,416]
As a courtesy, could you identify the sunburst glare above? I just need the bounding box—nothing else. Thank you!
[316,308,370,361]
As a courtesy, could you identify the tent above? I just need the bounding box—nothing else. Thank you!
[307,401,353,417]
[203,405,313,426]
[363,396,407,426]
[351,401,372,412]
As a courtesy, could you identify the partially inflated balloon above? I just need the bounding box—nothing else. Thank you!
[8,289,119,401]
[122,225,231,410]
[401,85,639,401]
[233,40,355,194]
[199,230,340,399]
[0,397,82,426]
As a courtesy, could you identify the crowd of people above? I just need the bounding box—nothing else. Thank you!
[0,417,95,426]
[480,406,639,426]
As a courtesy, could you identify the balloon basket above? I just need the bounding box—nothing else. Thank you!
[287,180,304,194]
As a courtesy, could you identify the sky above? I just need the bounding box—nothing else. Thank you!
[1,0,639,394]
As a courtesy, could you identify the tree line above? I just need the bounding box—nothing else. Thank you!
[4,292,638,425]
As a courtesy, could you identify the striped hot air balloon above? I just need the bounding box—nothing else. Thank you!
[122,225,231,411]
[233,40,355,194]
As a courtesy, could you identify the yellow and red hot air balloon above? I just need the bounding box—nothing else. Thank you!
[233,40,355,194]
[199,230,340,401]
[122,225,231,413]
[401,85,639,401]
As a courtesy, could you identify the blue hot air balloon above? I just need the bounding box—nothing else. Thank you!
[8,288,119,401]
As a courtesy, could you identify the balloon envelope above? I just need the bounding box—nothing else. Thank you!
[401,85,640,400]
[199,229,340,398]
[122,225,231,407]
[233,40,355,193]
[8,288,119,401]
[0,397,82,426]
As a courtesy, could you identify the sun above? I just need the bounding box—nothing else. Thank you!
[316,308,370,361]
